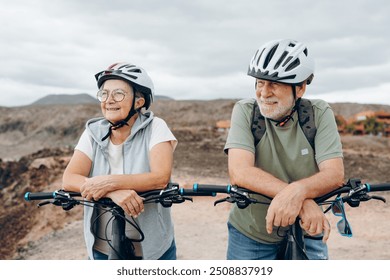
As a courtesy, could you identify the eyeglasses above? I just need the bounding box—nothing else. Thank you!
[96,89,128,103]
[331,197,353,237]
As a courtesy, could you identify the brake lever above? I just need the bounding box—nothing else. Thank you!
[54,197,79,210]
[37,200,52,207]
[61,200,79,211]
[181,197,193,203]
[214,195,254,209]
[371,195,386,203]
[235,195,259,209]
[158,194,193,207]
[347,193,387,207]
[170,196,193,204]
[214,196,231,206]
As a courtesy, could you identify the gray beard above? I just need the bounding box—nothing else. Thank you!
[257,100,294,121]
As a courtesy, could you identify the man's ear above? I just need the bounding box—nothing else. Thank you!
[296,83,307,98]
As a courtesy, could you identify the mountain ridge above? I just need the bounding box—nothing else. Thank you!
[0,98,390,160]
[31,93,174,106]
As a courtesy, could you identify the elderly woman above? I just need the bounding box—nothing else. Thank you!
[62,63,177,260]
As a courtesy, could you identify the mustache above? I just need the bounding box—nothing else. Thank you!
[259,98,278,104]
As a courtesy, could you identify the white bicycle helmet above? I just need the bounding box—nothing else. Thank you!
[247,39,314,85]
[95,62,155,109]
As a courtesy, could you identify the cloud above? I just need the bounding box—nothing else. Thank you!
[311,82,390,105]
[0,0,389,106]
[152,71,252,100]
[0,77,92,106]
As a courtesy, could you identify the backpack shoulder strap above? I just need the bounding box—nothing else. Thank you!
[251,100,266,147]
[250,98,317,150]
[296,98,316,150]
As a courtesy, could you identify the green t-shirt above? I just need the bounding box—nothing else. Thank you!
[224,98,343,243]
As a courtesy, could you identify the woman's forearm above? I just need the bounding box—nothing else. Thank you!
[62,172,87,192]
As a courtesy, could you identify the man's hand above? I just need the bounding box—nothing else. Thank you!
[299,199,331,243]
[265,182,306,234]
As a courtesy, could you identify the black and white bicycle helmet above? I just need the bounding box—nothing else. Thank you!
[95,62,155,109]
[95,62,155,141]
[247,39,315,85]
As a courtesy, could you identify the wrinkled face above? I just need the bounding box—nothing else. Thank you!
[100,79,134,123]
[255,79,296,121]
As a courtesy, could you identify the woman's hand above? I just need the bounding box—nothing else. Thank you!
[80,176,114,201]
[299,199,331,243]
[106,189,144,217]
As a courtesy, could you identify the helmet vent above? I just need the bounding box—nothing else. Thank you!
[274,51,288,70]
[256,48,265,66]
[123,73,138,80]
[285,58,300,71]
[282,56,293,67]
[118,64,133,70]
[303,48,308,56]
[263,44,279,69]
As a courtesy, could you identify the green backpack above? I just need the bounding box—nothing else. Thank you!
[251,98,317,150]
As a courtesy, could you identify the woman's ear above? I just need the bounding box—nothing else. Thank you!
[135,96,145,109]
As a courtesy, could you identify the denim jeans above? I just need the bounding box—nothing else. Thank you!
[92,239,177,260]
[227,222,328,260]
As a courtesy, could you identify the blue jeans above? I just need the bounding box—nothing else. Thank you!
[92,239,177,260]
[227,223,328,260]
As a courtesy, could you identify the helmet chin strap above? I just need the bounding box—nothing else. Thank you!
[101,95,138,142]
[274,85,300,127]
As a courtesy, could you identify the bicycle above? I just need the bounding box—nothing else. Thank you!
[24,182,194,260]
[24,178,390,260]
[188,178,390,260]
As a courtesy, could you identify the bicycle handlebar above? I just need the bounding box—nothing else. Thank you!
[23,178,390,260]
[27,179,387,206]
[24,190,80,201]
[24,183,180,202]
[314,179,390,205]
[193,183,231,194]
[193,183,270,198]
[24,191,55,201]
[367,183,390,192]
[23,182,198,260]
[179,187,217,197]
[190,179,390,209]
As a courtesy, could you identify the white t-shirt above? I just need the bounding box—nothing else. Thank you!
[75,116,177,255]
[76,117,177,166]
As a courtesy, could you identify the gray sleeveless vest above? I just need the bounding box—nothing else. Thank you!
[83,112,174,259]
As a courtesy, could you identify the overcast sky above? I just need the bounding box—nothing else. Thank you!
[1,0,389,107]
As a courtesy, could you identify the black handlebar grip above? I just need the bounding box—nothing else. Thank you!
[193,183,231,194]
[179,188,217,197]
[24,192,55,201]
[366,183,390,192]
